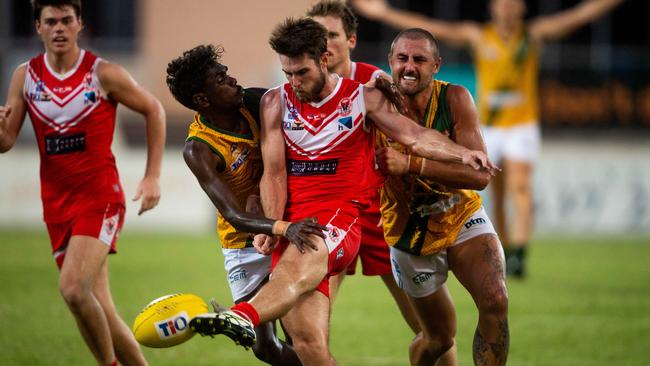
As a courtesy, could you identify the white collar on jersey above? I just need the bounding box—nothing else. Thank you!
[308,73,343,108]
[43,49,86,81]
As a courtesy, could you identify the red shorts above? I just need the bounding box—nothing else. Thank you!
[346,190,391,276]
[271,203,361,297]
[46,203,125,269]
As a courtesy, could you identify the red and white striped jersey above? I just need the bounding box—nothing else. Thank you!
[23,50,124,222]
[280,76,373,208]
[350,62,386,196]
[349,61,384,84]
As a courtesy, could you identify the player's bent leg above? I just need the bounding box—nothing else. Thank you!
[59,235,116,365]
[448,234,509,366]
[190,236,328,349]
[250,237,329,323]
[381,274,420,334]
[281,290,334,366]
[252,321,302,366]
[239,280,301,366]
[94,261,148,366]
[407,285,457,366]
[328,271,346,308]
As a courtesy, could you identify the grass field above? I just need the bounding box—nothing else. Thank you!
[1,229,649,365]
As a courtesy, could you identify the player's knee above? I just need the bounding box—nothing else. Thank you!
[411,332,454,361]
[58,281,91,311]
[479,286,509,319]
[292,334,329,361]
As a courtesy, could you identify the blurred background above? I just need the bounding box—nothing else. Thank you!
[1,0,648,235]
[0,1,648,365]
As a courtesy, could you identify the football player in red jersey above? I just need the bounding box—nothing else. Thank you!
[0,1,165,365]
[306,0,423,340]
[189,17,497,365]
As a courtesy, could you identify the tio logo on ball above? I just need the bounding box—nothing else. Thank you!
[155,311,189,339]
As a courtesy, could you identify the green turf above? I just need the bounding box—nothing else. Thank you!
[0,229,649,365]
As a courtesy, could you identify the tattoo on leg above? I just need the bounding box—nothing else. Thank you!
[473,318,509,366]
[472,238,509,366]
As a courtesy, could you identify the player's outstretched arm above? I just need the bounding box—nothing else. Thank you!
[365,85,498,174]
[529,0,625,42]
[98,61,166,215]
[183,140,326,250]
[352,0,481,48]
[376,84,495,189]
[0,65,28,153]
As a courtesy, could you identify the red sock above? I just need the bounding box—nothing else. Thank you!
[109,359,118,366]
[231,302,260,327]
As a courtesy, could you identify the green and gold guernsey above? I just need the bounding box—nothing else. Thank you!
[186,89,265,249]
[475,24,539,127]
[378,80,482,256]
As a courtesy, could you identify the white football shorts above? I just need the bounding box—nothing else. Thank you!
[222,247,272,303]
[390,207,497,298]
[482,122,540,163]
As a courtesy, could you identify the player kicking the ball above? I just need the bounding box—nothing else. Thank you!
[166,44,327,365]
[189,18,498,365]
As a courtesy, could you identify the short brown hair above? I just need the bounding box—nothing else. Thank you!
[31,0,82,20]
[306,0,358,38]
[390,28,441,59]
[269,17,328,63]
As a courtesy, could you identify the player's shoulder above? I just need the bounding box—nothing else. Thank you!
[260,86,282,105]
[444,83,472,103]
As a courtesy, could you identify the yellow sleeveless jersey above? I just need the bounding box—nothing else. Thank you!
[474,24,539,128]
[378,80,482,256]
[186,111,262,249]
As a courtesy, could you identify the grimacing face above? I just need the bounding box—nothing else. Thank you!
[312,15,356,74]
[389,37,441,96]
[36,5,82,56]
[280,53,328,103]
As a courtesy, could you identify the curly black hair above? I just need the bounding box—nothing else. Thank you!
[269,17,327,63]
[166,44,224,110]
[306,0,358,38]
[31,0,82,20]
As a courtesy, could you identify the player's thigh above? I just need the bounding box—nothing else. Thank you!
[281,290,330,346]
[274,238,329,291]
[408,285,456,340]
[447,234,506,305]
[60,235,110,289]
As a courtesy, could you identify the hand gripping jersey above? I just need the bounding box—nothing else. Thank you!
[378,80,482,256]
[280,76,374,209]
[23,50,124,222]
[475,25,540,128]
[186,89,264,249]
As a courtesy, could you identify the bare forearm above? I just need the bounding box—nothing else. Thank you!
[143,103,166,178]
[219,203,275,235]
[410,129,469,164]
[260,173,287,220]
[419,158,490,190]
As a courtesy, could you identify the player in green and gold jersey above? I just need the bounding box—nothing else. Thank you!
[354,0,624,278]
[375,29,506,366]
